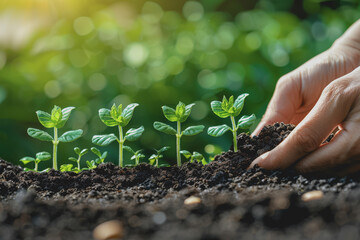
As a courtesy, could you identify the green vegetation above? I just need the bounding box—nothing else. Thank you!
[27,106,83,170]
[154,102,204,166]
[92,103,144,168]
[123,146,145,166]
[180,150,208,165]
[20,152,51,172]
[149,146,170,168]
[68,147,88,171]
[208,94,256,152]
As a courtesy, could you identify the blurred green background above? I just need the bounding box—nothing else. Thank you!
[0,0,359,169]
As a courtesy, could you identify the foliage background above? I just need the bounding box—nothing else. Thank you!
[0,0,359,169]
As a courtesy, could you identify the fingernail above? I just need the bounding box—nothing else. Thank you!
[248,152,269,169]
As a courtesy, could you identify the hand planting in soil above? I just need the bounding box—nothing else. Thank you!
[154,102,204,166]
[92,103,144,167]
[149,146,170,167]
[27,106,83,170]
[123,146,145,166]
[20,152,51,172]
[68,147,89,172]
[208,94,256,152]
[180,150,208,165]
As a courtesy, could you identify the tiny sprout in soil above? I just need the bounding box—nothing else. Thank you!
[27,105,83,170]
[68,147,88,171]
[208,94,256,152]
[20,152,51,172]
[180,150,209,165]
[92,103,144,167]
[123,146,145,166]
[149,146,170,168]
[154,102,204,166]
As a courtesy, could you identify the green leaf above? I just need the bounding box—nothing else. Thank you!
[36,152,51,161]
[180,150,191,159]
[125,126,144,141]
[149,155,156,165]
[58,129,83,142]
[192,152,204,161]
[51,106,63,126]
[237,114,256,129]
[68,157,78,162]
[233,93,249,116]
[74,147,81,155]
[158,146,170,153]
[80,149,88,156]
[36,111,55,128]
[27,128,53,141]
[92,134,118,146]
[40,168,51,173]
[175,102,186,119]
[120,103,139,127]
[179,103,195,122]
[101,151,108,160]
[211,101,230,118]
[60,164,73,172]
[20,157,35,165]
[208,124,231,137]
[91,147,101,157]
[110,104,120,121]
[99,108,118,127]
[153,122,176,135]
[56,107,75,128]
[182,125,204,136]
[162,106,177,122]
[123,146,134,154]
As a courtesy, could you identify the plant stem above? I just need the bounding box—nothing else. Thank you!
[77,156,81,169]
[118,126,124,167]
[35,161,38,172]
[230,116,238,152]
[176,121,181,167]
[53,127,59,170]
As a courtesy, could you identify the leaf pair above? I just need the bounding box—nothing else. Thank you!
[27,128,83,142]
[92,126,144,146]
[208,114,256,137]
[153,122,204,136]
[36,106,75,129]
[99,103,138,127]
[211,94,248,118]
[162,102,195,123]
[20,152,51,165]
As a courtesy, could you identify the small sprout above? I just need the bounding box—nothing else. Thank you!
[154,102,204,166]
[69,147,88,170]
[86,160,97,170]
[60,164,75,172]
[92,103,144,167]
[91,147,108,164]
[20,152,51,172]
[27,106,83,170]
[180,150,208,165]
[149,146,170,168]
[208,94,256,152]
[123,146,145,166]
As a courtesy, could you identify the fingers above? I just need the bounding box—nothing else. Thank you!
[250,78,354,170]
[252,75,299,136]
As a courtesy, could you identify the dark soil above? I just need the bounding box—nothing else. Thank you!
[0,123,359,240]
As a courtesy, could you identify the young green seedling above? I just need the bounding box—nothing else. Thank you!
[91,147,108,165]
[180,150,208,165]
[86,160,97,170]
[20,152,51,172]
[208,94,256,152]
[60,164,75,172]
[154,102,204,166]
[68,147,88,171]
[149,146,170,168]
[123,146,145,166]
[27,105,83,170]
[92,103,144,167]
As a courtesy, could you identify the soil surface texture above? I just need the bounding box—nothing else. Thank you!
[0,123,359,240]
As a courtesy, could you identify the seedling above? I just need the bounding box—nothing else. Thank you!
[149,146,170,167]
[123,146,145,166]
[86,160,97,170]
[180,150,208,165]
[20,152,51,172]
[154,102,204,166]
[208,94,256,152]
[92,103,144,167]
[91,147,108,164]
[27,105,83,170]
[68,147,88,171]
[60,164,75,172]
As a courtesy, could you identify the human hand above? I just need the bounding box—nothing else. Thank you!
[250,20,360,174]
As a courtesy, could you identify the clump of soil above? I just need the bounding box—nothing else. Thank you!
[0,123,359,240]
